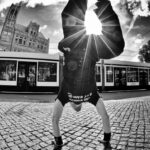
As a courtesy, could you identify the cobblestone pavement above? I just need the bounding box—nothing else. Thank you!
[0,96,150,150]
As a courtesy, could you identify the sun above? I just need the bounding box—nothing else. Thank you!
[84,10,103,35]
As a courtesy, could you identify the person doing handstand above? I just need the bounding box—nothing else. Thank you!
[52,0,125,148]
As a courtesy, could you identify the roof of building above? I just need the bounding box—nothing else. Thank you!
[15,24,26,32]
[38,32,45,39]
[15,24,47,39]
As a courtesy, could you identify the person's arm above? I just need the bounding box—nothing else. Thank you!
[93,0,125,59]
[58,0,87,53]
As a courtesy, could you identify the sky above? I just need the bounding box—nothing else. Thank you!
[0,0,150,62]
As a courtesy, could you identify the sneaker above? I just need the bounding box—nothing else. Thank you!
[52,141,63,150]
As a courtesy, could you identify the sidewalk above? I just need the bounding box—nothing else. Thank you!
[0,97,150,150]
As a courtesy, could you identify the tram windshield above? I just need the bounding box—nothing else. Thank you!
[0,60,17,81]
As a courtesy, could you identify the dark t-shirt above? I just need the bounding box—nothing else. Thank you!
[63,48,97,96]
[57,47,100,106]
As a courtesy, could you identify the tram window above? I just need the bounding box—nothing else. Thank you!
[0,60,16,81]
[96,66,101,82]
[127,68,138,82]
[38,62,57,82]
[106,66,113,82]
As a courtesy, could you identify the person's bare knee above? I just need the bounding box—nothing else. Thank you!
[96,98,109,119]
[52,114,60,125]
[103,112,109,120]
[52,99,63,124]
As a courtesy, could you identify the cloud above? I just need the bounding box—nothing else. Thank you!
[123,34,145,61]
[110,0,120,7]
[131,54,140,62]
[0,0,68,11]
[39,25,48,32]
[112,1,132,23]
[53,30,61,36]
[0,12,5,18]
[0,0,129,12]
[0,0,22,11]
[26,0,67,7]
[127,0,150,17]
[134,34,144,44]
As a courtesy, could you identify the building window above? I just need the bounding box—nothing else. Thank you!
[106,66,113,82]
[127,67,138,82]
[19,38,22,44]
[1,31,11,42]
[96,65,101,82]
[0,60,17,81]
[38,62,57,82]
[15,36,26,45]
[28,39,35,47]
[15,34,19,43]
[15,38,18,43]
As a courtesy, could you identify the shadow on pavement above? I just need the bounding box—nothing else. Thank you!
[102,89,150,100]
[0,89,150,103]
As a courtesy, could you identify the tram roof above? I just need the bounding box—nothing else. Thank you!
[98,59,150,68]
[0,51,60,61]
[1,52,150,67]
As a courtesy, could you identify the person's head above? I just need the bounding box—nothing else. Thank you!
[70,102,82,112]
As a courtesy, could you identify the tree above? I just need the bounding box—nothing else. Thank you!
[138,40,150,63]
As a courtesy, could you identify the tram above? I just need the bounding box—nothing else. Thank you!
[0,51,150,92]
[96,59,150,90]
[0,52,60,92]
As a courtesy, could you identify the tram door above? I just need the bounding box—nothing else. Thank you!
[139,69,148,87]
[114,67,126,88]
[17,62,37,91]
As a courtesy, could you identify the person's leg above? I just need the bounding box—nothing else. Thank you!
[96,97,111,143]
[52,99,64,146]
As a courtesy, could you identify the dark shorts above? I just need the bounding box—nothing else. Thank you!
[56,80,101,106]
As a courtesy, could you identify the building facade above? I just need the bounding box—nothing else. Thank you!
[0,3,49,53]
